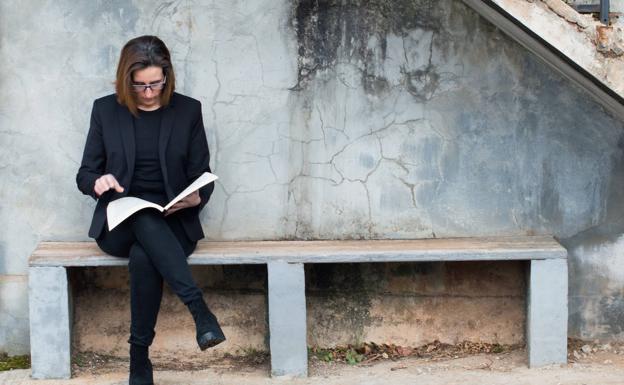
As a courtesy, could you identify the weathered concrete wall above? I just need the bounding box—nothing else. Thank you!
[70,266,269,359]
[0,276,29,355]
[1,0,624,356]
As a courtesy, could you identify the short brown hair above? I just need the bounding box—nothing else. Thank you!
[115,35,176,116]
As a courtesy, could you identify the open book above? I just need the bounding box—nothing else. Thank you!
[106,172,218,231]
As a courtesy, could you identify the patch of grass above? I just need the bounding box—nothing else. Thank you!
[310,344,366,365]
[0,353,30,371]
[491,344,505,354]
[310,347,335,362]
[344,348,365,365]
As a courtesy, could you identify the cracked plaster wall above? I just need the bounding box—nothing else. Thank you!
[287,0,624,343]
[1,0,624,355]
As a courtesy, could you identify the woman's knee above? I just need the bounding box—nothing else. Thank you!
[96,237,130,258]
[96,221,134,257]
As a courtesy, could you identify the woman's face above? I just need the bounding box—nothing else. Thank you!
[132,66,165,110]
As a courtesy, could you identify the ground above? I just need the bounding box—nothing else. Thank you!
[2,340,624,384]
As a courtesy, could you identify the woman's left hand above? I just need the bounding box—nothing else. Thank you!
[164,190,201,216]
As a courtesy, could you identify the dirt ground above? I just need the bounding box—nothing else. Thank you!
[2,340,624,385]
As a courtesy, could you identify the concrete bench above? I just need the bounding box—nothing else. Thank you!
[28,236,568,379]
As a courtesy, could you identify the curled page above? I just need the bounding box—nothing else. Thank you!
[107,197,164,231]
[163,172,219,210]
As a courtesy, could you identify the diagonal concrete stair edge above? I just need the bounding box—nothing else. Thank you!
[463,0,624,122]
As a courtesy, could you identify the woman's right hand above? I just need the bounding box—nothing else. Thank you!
[94,174,125,197]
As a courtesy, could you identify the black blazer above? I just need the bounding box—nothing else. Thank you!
[76,92,214,241]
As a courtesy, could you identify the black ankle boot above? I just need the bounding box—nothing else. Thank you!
[187,297,226,350]
[129,344,154,385]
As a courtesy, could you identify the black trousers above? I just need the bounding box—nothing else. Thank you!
[96,209,202,347]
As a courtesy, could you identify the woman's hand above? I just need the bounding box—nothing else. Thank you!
[165,190,201,216]
[94,174,125,197]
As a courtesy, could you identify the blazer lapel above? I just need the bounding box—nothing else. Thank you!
[159,105,175,200]
[118,105,135,187]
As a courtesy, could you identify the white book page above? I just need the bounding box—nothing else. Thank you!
[106,172,218,231]
[107,197,164,231]
[163,172,219,210]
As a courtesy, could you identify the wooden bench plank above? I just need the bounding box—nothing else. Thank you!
[30,236,566,267]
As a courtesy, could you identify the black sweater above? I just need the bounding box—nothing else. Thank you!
[129,108,167,206]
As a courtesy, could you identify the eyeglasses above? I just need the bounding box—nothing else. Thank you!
[131,76,166,92]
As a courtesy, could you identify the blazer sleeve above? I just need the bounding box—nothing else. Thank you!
[187,102,214,211]
[76,101,105,200]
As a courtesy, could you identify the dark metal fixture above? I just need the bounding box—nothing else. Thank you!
[573,0,610,25]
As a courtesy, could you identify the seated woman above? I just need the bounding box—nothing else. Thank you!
[76,35,224,385]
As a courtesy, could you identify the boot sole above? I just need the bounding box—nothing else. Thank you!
[198,332,226,351]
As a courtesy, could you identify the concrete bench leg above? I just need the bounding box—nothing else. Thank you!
[267,261,307,377]
[527,258,568,367]
[29,266,72,379]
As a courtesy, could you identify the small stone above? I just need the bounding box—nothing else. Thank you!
[382,352,389,359]
[573,350,581,360]
[604,359,613,364]
[581,345,592,354]
[601,344,613,352]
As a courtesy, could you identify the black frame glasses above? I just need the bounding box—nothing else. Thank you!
[131,76,167,92]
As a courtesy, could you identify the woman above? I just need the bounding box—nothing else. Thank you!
[76,35,225,385]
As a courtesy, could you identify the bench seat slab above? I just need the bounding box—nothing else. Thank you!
[30,237,567,266]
